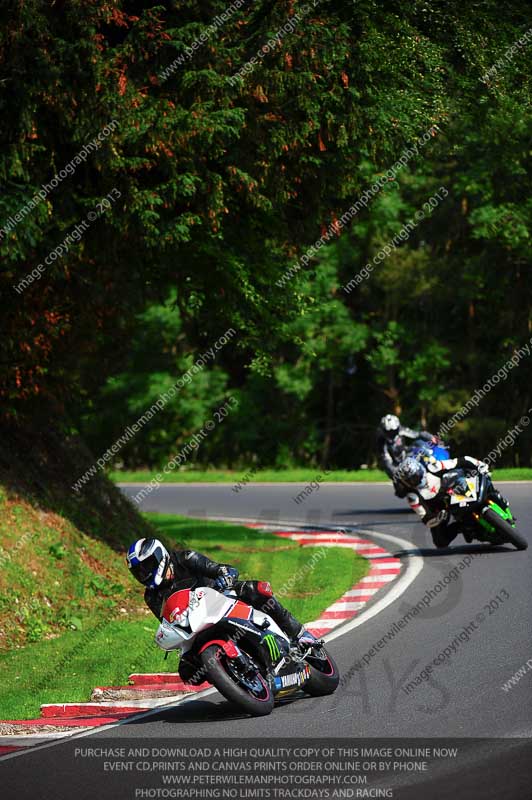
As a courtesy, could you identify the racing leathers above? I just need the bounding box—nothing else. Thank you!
[144,549,304,683]
[377,425,434,478]
[394,456,507,547]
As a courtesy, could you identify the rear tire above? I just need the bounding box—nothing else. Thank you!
[199,645,274,716]
[483,508,528,551]
[304,649,340,696]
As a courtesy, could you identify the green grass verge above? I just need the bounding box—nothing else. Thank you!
[0,618,167,720]
[112,468,389,483]
[111,467,532,483]
[0,514,368,720]
[492,468,532,481]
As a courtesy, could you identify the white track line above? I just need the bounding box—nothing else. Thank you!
[0,519,423,762]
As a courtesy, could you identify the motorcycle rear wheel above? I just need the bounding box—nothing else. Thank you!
[200,644,275,716]
[483,508,528,551]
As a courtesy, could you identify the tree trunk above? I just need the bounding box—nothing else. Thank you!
[321,370,334,468]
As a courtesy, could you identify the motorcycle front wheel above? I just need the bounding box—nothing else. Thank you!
[483,508,528,551]
[200,644,275,716]
[303,647,340,696]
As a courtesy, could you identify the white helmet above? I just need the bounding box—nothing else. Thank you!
[380,414,400,439]
[126,538,170,588]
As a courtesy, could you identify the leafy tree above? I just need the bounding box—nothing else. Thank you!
[78,293,230,468]
[1,0,531,469]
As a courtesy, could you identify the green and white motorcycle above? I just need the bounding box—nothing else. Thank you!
[441,471,527,550]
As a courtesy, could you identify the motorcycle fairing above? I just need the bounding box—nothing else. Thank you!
[155,586,289,656]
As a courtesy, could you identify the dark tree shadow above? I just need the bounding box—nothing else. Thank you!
[394,543,518,558]
[122,691,310,727]
[0,413,154,549]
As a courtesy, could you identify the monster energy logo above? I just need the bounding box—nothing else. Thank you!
[263,634,281,660]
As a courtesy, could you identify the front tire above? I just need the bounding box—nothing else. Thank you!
[483,508,528,551]
[200,645,274,716]
[304,648,340,696]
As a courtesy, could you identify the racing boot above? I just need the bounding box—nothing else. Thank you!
[239,580,304,641]
[266,596,303,640]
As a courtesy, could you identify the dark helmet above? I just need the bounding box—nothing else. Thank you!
[126,538,170,588]
[394,457,426,489]
[380,414,400,441]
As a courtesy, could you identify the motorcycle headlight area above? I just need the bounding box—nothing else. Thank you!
[155,618,195,650]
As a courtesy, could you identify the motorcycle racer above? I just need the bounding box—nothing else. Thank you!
[377,414,439,478]
[393,455,510,548]
[127,538,316,682]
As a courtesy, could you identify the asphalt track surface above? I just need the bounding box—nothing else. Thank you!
[3,482,532,799]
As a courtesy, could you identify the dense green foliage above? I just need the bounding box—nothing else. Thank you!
[1,1,531,469]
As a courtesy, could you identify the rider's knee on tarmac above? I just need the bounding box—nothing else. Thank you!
[431,525,459,549]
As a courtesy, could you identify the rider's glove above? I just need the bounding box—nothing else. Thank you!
[394,482,409,499]
[213,566,239,591]
[425,509,449,528]
[477,462,491,475]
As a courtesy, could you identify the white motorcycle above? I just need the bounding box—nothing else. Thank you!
[155,586,340,716]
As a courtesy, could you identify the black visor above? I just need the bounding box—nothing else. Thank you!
[406,468,424,487]
[130,547,164,585]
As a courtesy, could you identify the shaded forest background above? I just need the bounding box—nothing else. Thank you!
[1,0,531,474]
